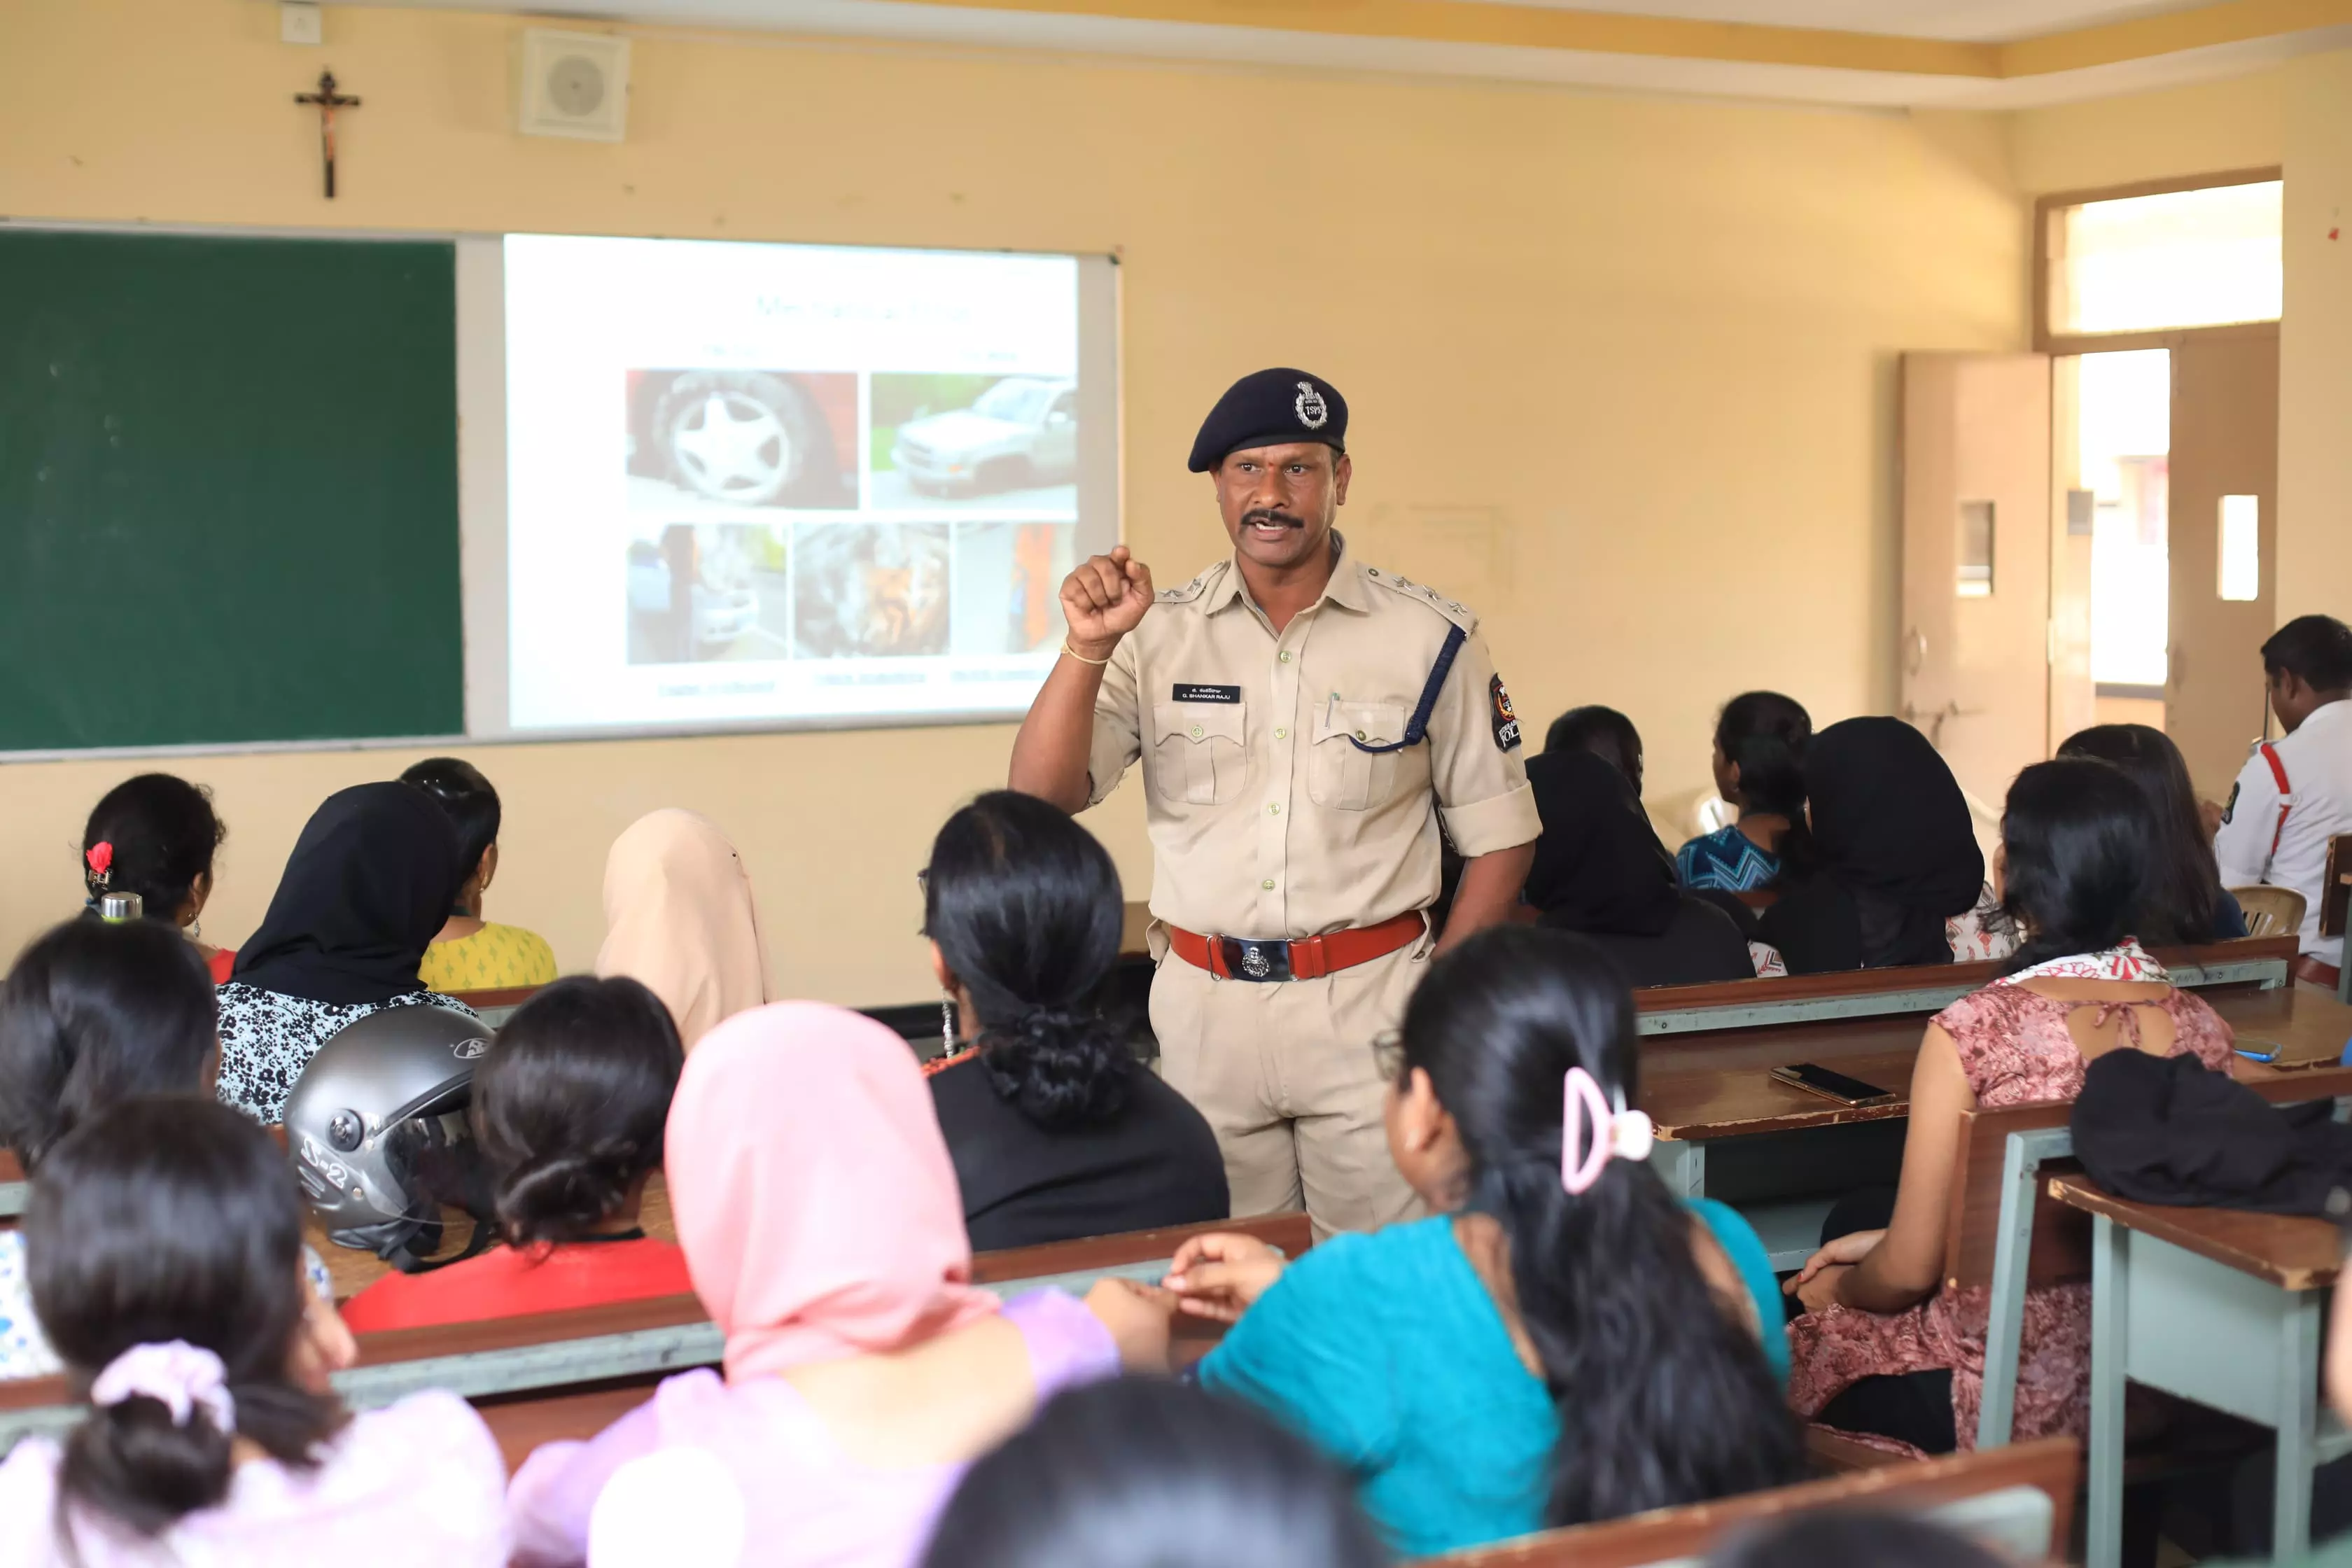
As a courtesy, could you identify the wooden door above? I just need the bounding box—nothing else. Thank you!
[1900,354,2053,814]
[2166,330,2280,798]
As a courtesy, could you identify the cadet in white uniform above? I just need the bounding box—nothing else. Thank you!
[2213,614,2352,983]
[1009,369,1541,1234]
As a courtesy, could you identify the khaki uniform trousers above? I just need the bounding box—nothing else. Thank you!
[1149,931,1431,1238]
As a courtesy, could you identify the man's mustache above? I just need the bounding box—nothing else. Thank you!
[1242,510,1306,530]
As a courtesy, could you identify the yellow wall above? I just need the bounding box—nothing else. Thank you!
[2276,50,2352,626]
[0,0,2032,1002]
[2006,69,2285,195]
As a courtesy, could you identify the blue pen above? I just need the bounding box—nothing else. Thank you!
[2236,1044,2281,1064]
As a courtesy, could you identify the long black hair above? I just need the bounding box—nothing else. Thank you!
[473,975,683,1247]
[1396,926,1802,1527]
[1997,757,2157,972]
[923,791,1130,1128]
[29,1098,347,1544]
[81,774,225,922]
[2055,724,2218,946]
[0,919,218,1172]
[923,1378,1390,1568]
[1713,692,1811,863]
[400,757,501,911]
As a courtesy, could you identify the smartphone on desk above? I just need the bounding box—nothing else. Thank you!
[1770,1063,1900,1108]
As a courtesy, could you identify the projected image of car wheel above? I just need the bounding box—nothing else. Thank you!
[655,371,836,508]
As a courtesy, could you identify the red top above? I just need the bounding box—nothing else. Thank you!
[207,947,237,985]
[338,1237,694,1335]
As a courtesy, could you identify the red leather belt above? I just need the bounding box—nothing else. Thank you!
[2291,953,2342,991]
[1166,911,1425,982]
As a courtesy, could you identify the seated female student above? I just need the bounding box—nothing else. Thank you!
[0,919,334,1380]
[923,790,1226,1250]
[595,808,769,1050]
[922,1378,1389,1568]
[1676,692,1812,894]
[1782,757,2237,1454]
[216,782,475,1124]
[1524,750,1756,986]
[1159,927,1802,1558]
[1757,718,1989,974]
[506,1001,1173,1568]
[401,756,561,993]
[1544,704,1644,794]
[340,975,691,1334]
[80,772,234,982]
[0,1098,508,1565]
[2058,723,2248,942]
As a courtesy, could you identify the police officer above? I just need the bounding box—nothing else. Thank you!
[2213,613,2352,988]
[1009,368,1540,1233]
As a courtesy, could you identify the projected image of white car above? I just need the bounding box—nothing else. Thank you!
[625,524,789,664]
[871,374,1077,511]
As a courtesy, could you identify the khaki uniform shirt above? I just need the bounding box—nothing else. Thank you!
[1086,534,1539,939]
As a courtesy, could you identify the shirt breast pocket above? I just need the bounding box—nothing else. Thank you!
[1308,699,1415,811]
[1151,702,1249,806]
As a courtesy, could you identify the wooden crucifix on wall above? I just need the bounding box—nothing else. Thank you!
[294,69,360,199]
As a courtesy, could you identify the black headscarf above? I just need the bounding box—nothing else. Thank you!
[1523,750,1681,937]
[1761,718,1984,972]
[230,783,465,1005]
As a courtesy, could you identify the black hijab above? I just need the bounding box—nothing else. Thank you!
[1762,718,1984,972]
[230,783,465,1005]
[1524,750,1681,937]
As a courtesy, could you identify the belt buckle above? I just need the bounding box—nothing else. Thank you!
[1217,936,1292,982]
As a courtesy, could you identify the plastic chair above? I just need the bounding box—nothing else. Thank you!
[2231,886,2310,941]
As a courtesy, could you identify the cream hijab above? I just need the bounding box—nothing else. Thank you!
[595,808,772,1049]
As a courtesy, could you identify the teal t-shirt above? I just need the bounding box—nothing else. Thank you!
[1196,1199,1786,1559]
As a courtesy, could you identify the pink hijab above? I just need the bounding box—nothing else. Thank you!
[663,1001,1001,1382]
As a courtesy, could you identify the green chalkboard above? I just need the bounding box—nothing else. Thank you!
[0,229,461,751]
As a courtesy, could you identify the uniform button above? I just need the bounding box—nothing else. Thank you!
[1261,878,1275,890]
[1354,729,1367,741]
[1189,724,1203,738]
[1267,804,1281,816]
[1274,727,1288,740]
[1279,651,1293,663]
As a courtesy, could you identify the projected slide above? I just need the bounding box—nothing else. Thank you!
[491,234,1113,736]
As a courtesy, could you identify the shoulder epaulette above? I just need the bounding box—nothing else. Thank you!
[1362,565,1478,634]
[1156,564,1217,606]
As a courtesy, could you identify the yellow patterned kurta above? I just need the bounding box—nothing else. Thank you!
[416,922,559,992]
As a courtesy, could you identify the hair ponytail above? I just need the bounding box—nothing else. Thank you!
[1400,929,1803,1527]
[924,792,1133,1131]
[29,1100,347,1548]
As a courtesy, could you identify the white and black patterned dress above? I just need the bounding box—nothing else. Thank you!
[214,983,478,1124]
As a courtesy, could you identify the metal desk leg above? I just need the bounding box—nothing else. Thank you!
[2274,1291,2323,1559]
[2088,1212,2129,1568]
[1649,1139,1704,1200]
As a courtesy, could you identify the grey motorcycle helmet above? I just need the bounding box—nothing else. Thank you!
[285,1004,496,1273]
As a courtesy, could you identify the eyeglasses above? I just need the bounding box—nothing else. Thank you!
[915,867,930,896]
[1370,1029,1406,1084]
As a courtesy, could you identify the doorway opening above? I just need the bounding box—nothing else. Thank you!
[2074,349,2169,729]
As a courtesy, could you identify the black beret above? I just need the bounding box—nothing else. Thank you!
[1187,368,1348,473]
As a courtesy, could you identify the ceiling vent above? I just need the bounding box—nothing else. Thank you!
[517,29,630,144]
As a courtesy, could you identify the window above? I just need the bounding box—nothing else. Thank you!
[2038,172,2281,351]
[2218,495,2260,601]
[1956,500,1995,598]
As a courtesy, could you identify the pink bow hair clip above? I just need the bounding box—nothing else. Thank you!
[1561,1066,1656,1196]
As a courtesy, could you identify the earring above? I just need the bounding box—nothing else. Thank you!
[940,994,958,1056]
[187,918,202,941]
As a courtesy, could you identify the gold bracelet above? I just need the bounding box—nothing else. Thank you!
[1063,641,1113,666]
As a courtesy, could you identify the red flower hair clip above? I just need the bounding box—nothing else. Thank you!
[85,842,113,887]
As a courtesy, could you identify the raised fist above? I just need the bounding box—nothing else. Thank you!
[1061,546,1154,659]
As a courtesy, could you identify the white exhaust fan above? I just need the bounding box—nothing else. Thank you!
[516,29,630,143]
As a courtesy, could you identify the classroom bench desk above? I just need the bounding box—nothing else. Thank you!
[2051,1175,2349,1567]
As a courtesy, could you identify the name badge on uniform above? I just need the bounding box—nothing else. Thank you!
[1172,683,1241,705]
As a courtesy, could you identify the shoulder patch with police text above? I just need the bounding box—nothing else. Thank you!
[1362,565,1479,635]
[2221,780,2239,825]
[1490,675,1521,752]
